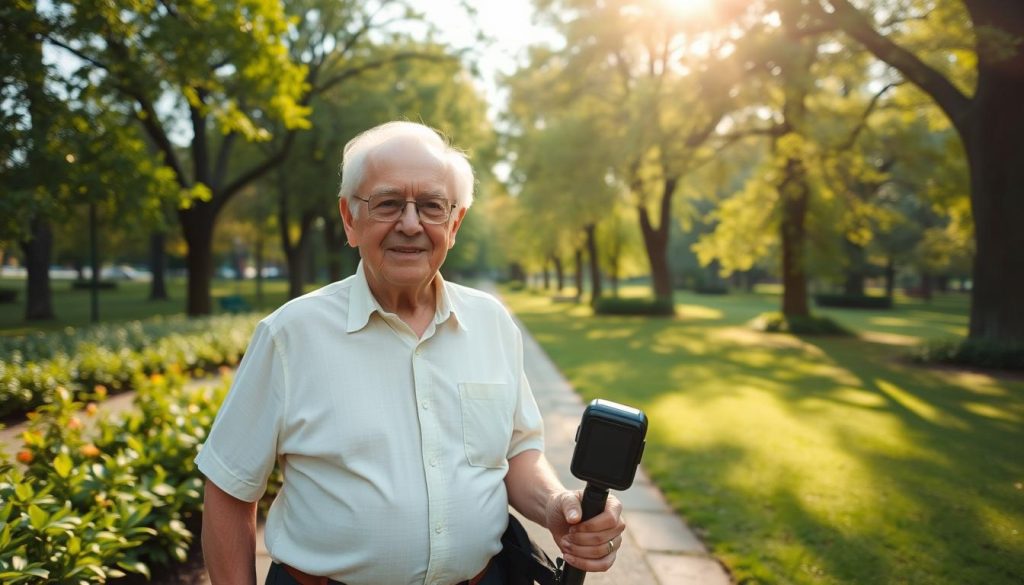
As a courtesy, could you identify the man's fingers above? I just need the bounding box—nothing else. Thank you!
[561,490,583,524]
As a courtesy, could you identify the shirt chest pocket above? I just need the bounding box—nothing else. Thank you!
[458,382,514,468]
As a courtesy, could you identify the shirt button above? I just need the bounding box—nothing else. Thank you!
[430,457,438,467]
[421,401,429,410]
[435,524,443,534]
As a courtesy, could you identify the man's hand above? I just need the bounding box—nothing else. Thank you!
[505,451,627,573]
[545,490,625,572]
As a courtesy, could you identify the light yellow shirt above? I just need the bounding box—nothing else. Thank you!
[195,263,544,585]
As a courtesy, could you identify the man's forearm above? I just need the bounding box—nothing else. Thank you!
[505,449,566,526]
[202,481,259,585]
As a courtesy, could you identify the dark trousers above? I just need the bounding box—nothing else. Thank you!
[266,559,507,585]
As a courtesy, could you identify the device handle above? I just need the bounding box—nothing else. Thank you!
[559,484,608,585]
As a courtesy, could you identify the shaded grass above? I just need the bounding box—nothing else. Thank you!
[502,288,1024,585]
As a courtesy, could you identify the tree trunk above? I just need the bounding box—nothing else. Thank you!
[20,218,54,321]
[962,54,1024,342]
[542,260,550,290]
[553,256,565,291]
[255,231,265,306]
[884,258,895,300]
[149,231,168,300]
[584,223,602,305]
[179,203,216,316]
[637,178,676,301]
[843,240,866,296]
[323,214,345,283]
[780,158,810,318]
[574,248,584,303]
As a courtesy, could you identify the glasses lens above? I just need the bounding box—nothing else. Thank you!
[366,195,451,224]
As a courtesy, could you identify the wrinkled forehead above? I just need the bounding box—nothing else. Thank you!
[364,136,452,188]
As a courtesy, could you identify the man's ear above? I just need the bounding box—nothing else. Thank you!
[339,198,358,247]
[447,207,467,250]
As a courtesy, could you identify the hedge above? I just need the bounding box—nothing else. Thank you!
[814,294,893,309]
[0,315,258,419]
[593,296,676,316]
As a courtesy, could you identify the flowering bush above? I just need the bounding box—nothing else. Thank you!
[0,373,231,583]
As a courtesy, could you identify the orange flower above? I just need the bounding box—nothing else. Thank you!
[67,417,83,430]
[16,450,33,464]
[81,444,101,458]
[85,402,98,416]
[150,373,165,385]
[93,384,108,398]
[218,365,232,377]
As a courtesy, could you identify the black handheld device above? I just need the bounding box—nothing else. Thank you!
[560,399,648,585]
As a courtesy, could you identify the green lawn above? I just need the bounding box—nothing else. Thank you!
[501,288,1023,585]
[0,277,302,335]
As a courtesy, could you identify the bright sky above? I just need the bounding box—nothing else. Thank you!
[409,0,559,117]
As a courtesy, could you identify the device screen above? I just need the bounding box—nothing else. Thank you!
[576,421,636,486]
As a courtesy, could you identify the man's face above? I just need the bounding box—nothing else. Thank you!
[340,138,465,297]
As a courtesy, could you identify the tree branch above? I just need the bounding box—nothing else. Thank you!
[821,0,971,129]
[836,81,904,151]
[312,52,454,96]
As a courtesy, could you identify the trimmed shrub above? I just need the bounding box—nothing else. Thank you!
[71,280,118,290]
[0,314,257,419]
[695,285,729,295]
[752,312,850,336]
[912,338,1024,371]
[814,294,893,309]
[593,297,675,316]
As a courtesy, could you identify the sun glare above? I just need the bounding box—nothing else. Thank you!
[664,0,713,17]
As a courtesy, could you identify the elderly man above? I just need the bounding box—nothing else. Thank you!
[197,121,625,585]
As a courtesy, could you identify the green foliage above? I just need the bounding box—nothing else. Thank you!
[1,375,229,583]
[752,311,850,335]
[814,294,893,309]
[913,338,1024,371]
[593,296,675,316]
[0,314,257,418]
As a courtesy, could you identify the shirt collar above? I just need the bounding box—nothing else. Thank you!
[346,261,467,333]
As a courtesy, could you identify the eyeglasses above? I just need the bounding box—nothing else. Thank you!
[353,194,457,225]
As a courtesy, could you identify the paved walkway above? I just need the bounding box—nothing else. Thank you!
[1,317,731,584]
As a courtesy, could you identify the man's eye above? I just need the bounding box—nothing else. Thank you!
[420,200,446,212]
[375,198,405,210]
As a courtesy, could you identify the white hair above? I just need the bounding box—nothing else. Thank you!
[337,121,475,214]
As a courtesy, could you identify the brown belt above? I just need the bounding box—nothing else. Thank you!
[281,560,490,585]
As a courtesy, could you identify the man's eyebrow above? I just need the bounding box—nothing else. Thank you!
[367,186,403,197]
[367,186,446,198]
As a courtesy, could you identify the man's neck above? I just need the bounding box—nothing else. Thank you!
[369,279,439,338]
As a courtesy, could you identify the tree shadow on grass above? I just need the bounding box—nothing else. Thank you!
[513,296,1024,583]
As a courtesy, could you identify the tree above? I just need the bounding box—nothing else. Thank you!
[819,0,1024,341]
[1,2,179,320]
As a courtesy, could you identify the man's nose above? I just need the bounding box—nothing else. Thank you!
[394,201,424,233]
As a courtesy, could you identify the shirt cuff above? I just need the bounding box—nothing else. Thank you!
[195,446,266,503]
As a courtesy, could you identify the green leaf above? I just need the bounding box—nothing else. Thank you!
[53,453,73,479]
[14,483,32,502]
[116,561,150,579]
[27,505,48,530]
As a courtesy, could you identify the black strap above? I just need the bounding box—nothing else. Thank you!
[500,515,562,585]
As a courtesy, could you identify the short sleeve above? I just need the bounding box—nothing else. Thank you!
[195,320,285,502]
[507,326,544,459]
